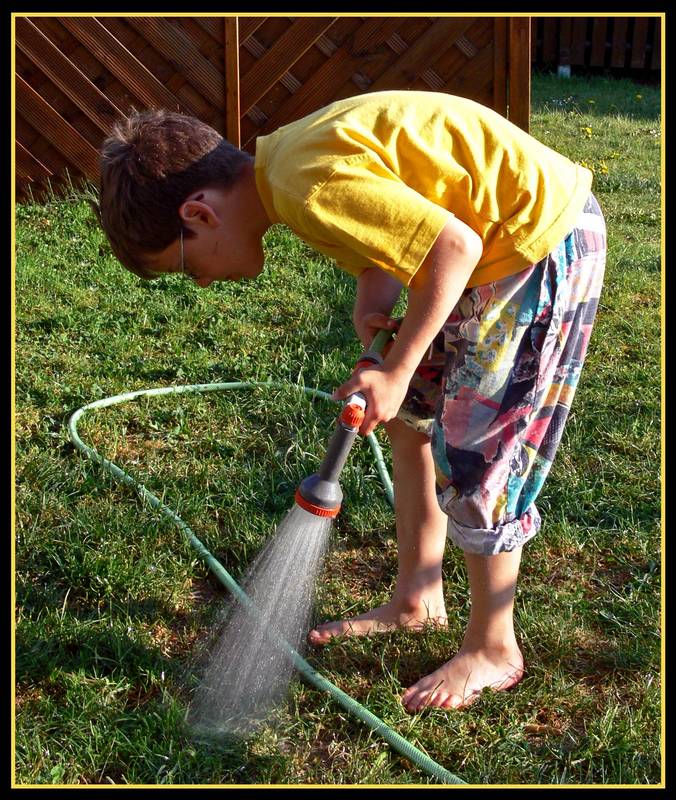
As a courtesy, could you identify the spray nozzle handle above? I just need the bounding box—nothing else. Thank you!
[345,392,366,409]
[340,392,366,430]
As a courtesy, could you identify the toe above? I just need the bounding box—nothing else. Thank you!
[308,628,331,645]
[401,687,438,713]
[443,691,479,710]
[401,692,423,713]
[308,621,346,644]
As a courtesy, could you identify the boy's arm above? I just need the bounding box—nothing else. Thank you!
[352,267,403,347]
[334,216,482,436]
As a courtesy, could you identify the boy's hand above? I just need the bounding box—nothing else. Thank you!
[355,312,399,351]
[333,363,411,437]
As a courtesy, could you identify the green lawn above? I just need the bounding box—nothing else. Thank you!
[14,72,662,786]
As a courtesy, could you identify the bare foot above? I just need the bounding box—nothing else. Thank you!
[401,644,525,712]
[308,600,447,645]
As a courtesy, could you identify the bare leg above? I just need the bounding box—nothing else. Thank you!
[309,418,448,644]
[401,548,525,711]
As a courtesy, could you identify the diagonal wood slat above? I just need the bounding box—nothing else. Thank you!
[370,18,475,91]
[349,17,401,55]
[239,17,268,43]
[16,73,100,177]
[244,46,357,146]
[443,42,495,94]
[240,17,411,147]
[16,140,53,182]
[60,17,182,112]
[126,16,225,108]
[16,17,123,135]
[240,17,339,114]
[192,17,222,43]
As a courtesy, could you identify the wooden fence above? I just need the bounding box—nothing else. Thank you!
[531,16,661,74]
[14,15,531,202]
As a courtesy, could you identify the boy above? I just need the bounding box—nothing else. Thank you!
[97,90,606,712]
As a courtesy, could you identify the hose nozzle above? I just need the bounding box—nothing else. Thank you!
[295,329,393,519]
[295,393,366,518]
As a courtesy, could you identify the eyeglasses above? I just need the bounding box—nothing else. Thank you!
[179,227,199,283]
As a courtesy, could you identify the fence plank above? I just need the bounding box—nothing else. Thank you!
[224,17,241,146]
[16,140,53,182]
[541,18,559,64]
[349,16,395,54]
[332,19,410,95]
[126,17,224,108]
[589,17,608,66]
[558,18,572,66]
[192,16,222,44]
[570,17,587,65]
[15,73,100,177]
[369,18,474,92]
[508,18,530,131]
[61,17,182,112]
[240,17,408,148]
[242,46,353,146]
[16,17,123,135]
[651,18,661,70]
[611,17,629,68]
[239,16,268,43]
[240,17,338,114]
[631,17,650,69]
[445,41,494,96]
[493,17,507,116]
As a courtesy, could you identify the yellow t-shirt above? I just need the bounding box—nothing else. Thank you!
[254,90,592,288]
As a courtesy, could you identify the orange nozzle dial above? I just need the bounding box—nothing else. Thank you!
[340,402,365,429]
[353,357,379,374]
[294,489,341,518]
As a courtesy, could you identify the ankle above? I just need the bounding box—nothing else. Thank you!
[461,624,520,656]
[390,590,446,619]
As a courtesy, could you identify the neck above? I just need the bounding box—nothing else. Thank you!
[239,159,273,239]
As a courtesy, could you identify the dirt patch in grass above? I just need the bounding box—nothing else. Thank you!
[305,728,351,771]
[15,685,44,710]
[321,545,394,595]
[523,706,568,737]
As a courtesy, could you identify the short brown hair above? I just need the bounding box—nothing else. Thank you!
[95,109,252,279]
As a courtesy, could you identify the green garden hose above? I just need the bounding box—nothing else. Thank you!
[67,380,466,785]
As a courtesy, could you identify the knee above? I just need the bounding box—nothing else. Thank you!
[384,418,431,452]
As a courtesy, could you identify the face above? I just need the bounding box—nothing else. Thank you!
[146,182,267,287]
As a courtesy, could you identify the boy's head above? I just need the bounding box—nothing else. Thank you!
[96,109,252,279]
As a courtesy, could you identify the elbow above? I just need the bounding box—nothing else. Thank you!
[457,226,483,267]
[410,218,483,291]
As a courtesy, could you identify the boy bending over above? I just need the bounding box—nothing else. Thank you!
[97,91,606,711]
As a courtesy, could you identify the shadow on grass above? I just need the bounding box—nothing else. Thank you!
[14,596,289,784]
[15,600,185,688]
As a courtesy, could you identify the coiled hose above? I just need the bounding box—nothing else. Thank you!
[67,381,466,785]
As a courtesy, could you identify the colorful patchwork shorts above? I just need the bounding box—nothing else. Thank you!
[397,194,607,555]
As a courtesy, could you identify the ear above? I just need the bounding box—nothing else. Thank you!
[179,191,220,229]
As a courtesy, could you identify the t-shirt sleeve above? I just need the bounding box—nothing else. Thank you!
[304,156,453,287]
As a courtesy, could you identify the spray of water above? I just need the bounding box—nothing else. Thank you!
[187,504,333,737]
